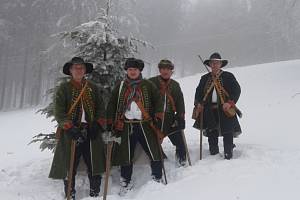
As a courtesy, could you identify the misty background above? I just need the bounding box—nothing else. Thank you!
[0,0,299,111]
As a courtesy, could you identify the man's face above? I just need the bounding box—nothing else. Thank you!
[127,67,141,79]
[159,67,173,79]
[70,64,86,80]
[209,60,222,74]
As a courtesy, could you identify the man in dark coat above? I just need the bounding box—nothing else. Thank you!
[106,58,164,195]
[149,59,187,166]
[193,52,242,160]
[49,57,106,199]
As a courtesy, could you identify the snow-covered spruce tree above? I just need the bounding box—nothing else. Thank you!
[31,0,150,151]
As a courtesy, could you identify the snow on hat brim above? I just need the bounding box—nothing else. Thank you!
[63,57,93,75]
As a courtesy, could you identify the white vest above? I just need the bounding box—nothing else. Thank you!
[212,87,218,103]
[81,103,87,122]
[125,101,142,120]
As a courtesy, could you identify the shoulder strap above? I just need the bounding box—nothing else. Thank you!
[67,81,88,116]
[55,81,88,139]
[115,81,124,119]
[134,99,165,139]
[202,81,214,102]
[160,78,176,112]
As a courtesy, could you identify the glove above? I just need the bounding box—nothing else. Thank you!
[88,121,104,140]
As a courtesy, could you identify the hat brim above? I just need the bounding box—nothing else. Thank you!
[63,62,93,75]
[203,59,228,68]
[158,64,174,70]
[124,66,143,71]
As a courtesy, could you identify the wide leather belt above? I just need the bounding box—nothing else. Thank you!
[211,104,219,109]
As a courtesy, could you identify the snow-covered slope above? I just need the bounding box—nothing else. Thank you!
[1,60,300,200]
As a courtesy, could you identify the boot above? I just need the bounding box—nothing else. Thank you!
[223,133,234,160]
[209,146,219,155]
[152,175,163,183]
[89,175,101,197]
[224,152,232,160]
[175,151,187,167]
[63,179,76,200]
[118,177,134,196]
[208,133,219,155]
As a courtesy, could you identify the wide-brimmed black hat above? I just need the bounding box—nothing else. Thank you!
[158,59,174,70]
[124,57,144,71]
[203,52,228,68]
[63,57,93,75]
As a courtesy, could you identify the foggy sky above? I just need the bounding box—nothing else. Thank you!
[0,0,299,111]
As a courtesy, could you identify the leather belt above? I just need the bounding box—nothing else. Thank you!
[211,104,219,109]
[124,119,147,123]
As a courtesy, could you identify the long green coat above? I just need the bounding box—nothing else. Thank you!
[49,80,106,179]
[106,79,164,166]
[148,76,185,135]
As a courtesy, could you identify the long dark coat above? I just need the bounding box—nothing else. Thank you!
[194,71,242,137]
[49,80,106,179]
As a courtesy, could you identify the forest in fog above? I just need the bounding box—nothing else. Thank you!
[0,0,299,111]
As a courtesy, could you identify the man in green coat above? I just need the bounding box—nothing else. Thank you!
[49,57,106,199]
[106,58,164,195]
[149,59,187,166]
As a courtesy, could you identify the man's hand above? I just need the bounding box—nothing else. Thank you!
[192,103,203,120]
[196,103,204,113]
[158,135,164,144]
[222,102,231,111]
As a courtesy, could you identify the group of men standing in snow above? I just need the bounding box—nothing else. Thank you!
[48,52,242,199]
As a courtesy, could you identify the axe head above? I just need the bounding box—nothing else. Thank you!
[102,131,121,144]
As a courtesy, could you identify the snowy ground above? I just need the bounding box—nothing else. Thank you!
[1,60,300,200]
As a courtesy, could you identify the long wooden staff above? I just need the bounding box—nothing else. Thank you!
[103,140,113,200]
[199,111,204,160]
[181,130,192,166]
[67,140,76,200]
[158,93,168,184]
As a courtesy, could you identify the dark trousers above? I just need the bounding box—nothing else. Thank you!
[121,124,162,182]
[208,129,233,155]
[63,138,101,195]
[207,108,234,156]
[168,130,186,160]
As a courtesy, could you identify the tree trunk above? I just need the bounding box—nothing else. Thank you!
[19,47,29,109]
[0,43,9,111]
